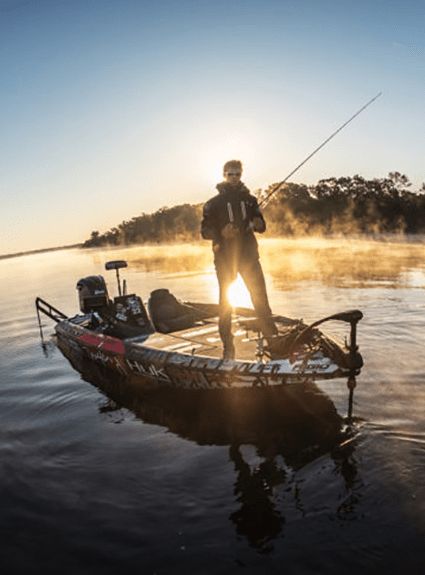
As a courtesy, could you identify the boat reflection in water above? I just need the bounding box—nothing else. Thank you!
[58,338,361,553]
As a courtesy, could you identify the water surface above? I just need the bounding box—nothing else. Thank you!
[1,238,424,574]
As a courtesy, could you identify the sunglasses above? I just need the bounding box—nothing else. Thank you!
[226,172,241,177]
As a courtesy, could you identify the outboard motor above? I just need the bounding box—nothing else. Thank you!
[76,275,110,314]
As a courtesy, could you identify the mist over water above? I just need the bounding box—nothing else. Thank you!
[1,238,424,574]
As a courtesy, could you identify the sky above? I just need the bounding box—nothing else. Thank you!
[1,0,424,254]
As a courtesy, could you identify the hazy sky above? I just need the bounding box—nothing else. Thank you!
[1,0,424,253]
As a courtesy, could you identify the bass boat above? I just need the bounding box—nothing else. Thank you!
[36,260,363,390]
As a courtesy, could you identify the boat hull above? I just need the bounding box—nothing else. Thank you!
[56,318,353,391]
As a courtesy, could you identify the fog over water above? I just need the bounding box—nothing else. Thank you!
[0,238,424,573]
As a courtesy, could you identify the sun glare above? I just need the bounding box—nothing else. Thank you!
[227,275,252,308]
[196,118,265,189]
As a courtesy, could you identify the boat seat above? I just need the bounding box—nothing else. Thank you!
[148,289,198,333]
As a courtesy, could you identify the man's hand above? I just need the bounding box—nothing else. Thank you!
[221,223,239,240]
[250,217,264,232]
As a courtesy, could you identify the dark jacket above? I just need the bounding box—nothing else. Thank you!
[201,182,266,261]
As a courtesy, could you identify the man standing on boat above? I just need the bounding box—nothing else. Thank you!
[201,160,277,360]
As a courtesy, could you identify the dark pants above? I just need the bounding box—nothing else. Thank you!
[215,255,277,345]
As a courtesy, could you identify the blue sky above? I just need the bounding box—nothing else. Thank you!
[1,0,424,253]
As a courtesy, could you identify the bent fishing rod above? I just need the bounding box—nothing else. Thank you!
[259,91,382,208]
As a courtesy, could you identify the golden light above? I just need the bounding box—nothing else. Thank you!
[227,275,252,308]
[195,117,266,189]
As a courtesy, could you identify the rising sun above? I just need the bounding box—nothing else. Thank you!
[227,275,253,308]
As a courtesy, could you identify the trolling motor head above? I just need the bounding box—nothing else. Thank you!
[105,260,128,296]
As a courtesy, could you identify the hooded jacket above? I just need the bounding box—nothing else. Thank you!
[201,181,266,261]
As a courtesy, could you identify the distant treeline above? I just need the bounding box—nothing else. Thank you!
[83,173,425,247]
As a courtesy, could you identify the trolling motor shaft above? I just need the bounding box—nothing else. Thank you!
[347,312,362,368]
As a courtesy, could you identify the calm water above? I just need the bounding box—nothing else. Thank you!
[1,238,425,574]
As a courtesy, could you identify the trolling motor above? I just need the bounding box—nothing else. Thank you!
[278,309,364,370]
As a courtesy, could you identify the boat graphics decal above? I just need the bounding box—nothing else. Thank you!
[78,332,125,355]
[126,358,172,383]
[55,319,346,389]
[85,349,127,375]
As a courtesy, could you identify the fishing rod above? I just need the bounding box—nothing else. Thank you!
[259,91,382,208]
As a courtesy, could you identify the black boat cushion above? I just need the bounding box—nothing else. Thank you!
[148,289,197,333]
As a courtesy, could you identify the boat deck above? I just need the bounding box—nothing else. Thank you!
[134,316,287,361]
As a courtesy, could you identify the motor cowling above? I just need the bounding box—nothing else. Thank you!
[76,275,110,314]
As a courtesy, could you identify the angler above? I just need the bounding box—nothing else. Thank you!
[201,160,277,360]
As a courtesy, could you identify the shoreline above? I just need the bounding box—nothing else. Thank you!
[0,244,82,262]
[2,233,424,262]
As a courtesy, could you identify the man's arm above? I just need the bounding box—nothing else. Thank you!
[201,199,220,241]
[249,197,266,233]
